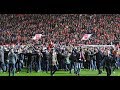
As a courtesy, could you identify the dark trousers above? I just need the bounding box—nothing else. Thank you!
[36,60,41,71]
[15,60,23,72]
[27,61,32,73]
[65,63,70,71]
[74,62,81,75]
[112,62,117,71]
[60,59,65,70]
[69,62,75,73]
[105,66,111,76]
[9,63,15,76]
[51,65,58,76]
[41,60,49,72]
[58,60,62,69]
[5,63,9,72]
[62,60,66,70]
[96,62,102,74]
[86,60,90,69]
[45,60,49,73]
[101,59,105,71]
[102,62,105,71]
[0,62,5,72]
[32,60,38,72]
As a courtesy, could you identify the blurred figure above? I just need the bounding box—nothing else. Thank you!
[36,48,43,72]
[111,48,118,71]
[94,48,102,75]
[89,47,96,70]
[0,46,6,72]
[4,47,9,72]
[16,48,24,73]
[69,48,77,74]
[116,49,120,68]
[103,49,112,76]
[84,48,90,69]
[65,51,71,71]
[8,48,17,76]
[74,47,85,76]
[50,48,58,76]
[26,49,33,73]
[41,47,50,73]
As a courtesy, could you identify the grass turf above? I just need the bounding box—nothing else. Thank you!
[0,69,120,76]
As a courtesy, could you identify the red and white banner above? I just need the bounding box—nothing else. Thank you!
[81,34,92,40]
[32,34,43,40]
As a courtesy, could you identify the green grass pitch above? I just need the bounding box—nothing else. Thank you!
[0,69,120,76]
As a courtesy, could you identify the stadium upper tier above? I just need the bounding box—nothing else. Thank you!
[0,14,119,45]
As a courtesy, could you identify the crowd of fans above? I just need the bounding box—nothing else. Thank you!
[0,41,120,76]
[0,14,120,46]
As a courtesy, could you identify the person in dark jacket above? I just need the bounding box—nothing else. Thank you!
[56,49,62,70]
[89,48,96,70]
[4,50,9,72]
[16,48,24,73]
[61,49,67,71]
[36,49,42,72]
[94,48,102,75]
[42,48,50,73]
[103,50,112,76]
[74,48,85,76]
[111,49,118,71]
[69,48,77,74]
[8,48,17,76]
[84,48,90,69]
[26,50,33,73]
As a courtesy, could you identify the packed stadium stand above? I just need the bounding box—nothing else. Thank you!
[0,14,120,45]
